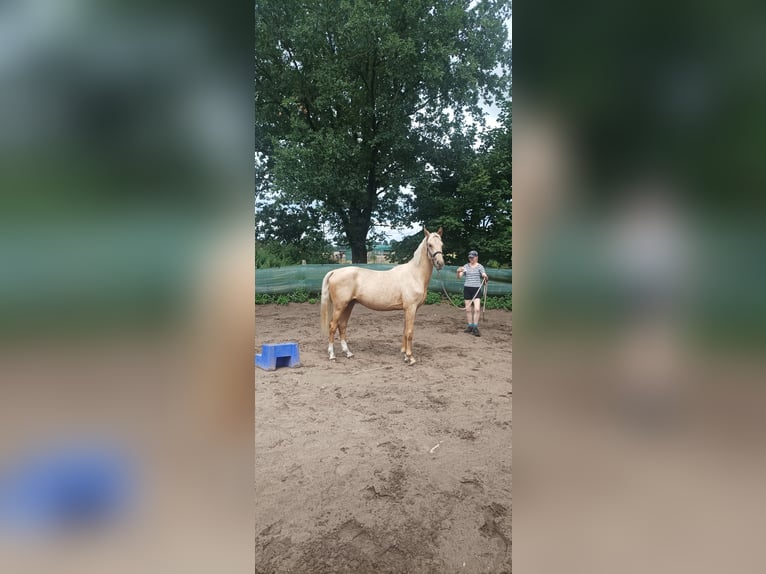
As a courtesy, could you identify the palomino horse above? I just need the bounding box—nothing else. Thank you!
[320,227,445,365]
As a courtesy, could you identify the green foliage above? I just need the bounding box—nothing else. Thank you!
[403,100,512,266]
[388,234,426,264]
[255,293,273,305]
[484,294,512,311]
[487,260,512,270]
[255,289,321,305]
[255,243,293,269]
[255,0,512,262]
[255,240,333,268]
[290,288,310,303]
[425,292,442,305]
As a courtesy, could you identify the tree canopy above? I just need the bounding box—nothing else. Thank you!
[256,0,511,263]
[391,99,511,266]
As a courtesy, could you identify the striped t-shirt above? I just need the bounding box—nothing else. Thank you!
[462,263,486,287]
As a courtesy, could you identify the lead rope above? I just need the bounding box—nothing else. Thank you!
[436,268,465,308]
[435,268,484,312]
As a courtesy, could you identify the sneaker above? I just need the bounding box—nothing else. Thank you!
[464,326,474,333]
[473,327,481,337]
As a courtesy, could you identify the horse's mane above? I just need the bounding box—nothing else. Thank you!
[409,235,428,267]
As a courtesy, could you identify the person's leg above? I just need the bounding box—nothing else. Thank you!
[472,297,482,336]
[464,300,474,331]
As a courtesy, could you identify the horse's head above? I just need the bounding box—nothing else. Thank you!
[424,227,445,270]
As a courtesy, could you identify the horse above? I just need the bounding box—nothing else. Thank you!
[320,227,445,365]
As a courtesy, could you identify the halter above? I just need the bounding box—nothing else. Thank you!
[426,236,443,267]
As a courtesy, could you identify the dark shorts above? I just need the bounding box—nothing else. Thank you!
[463,286,482,300]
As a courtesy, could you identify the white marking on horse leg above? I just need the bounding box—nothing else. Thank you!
[340,339,353,358]
[407,355,416,366]
[328,342,336,361]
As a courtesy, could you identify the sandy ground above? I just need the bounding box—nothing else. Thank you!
[255,302,512,574]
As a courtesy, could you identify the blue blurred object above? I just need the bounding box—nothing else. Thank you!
[255,342,301,371]
[0,445,133,534]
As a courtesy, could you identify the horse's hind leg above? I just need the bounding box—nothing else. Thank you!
[328,304,342,361]
[338,301,355,358]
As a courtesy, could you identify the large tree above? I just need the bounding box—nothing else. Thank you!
[390,100,511,266]
[255,0,511,262]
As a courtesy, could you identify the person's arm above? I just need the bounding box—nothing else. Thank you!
[457,264,465,279]
[481,265,489,283]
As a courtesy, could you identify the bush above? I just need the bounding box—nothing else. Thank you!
[485,294,512,311]
[256,289,320,305]
[289,288,310,303]
[255,293,273,305]
[255,240,333,268]
[424,292,442,305]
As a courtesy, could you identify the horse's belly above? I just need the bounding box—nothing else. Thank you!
[355,293,404,311]
[356,286,424,311]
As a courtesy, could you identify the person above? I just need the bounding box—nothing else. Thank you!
[457,250,488,336]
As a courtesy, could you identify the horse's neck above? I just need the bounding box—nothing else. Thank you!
[407,239,433,285]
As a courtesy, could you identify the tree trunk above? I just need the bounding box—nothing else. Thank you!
[347,214,370,264]
[350,239,367,264]
[347,149,378,264]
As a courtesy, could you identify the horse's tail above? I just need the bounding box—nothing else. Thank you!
[320,271,333,337]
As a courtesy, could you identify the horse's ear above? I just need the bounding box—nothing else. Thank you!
[437,226,443,236]
[423,227,430,237]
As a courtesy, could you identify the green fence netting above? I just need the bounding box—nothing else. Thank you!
[255,264,512,295]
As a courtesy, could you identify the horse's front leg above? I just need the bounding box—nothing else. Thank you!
[401,320,410,362]
[403,307,417,365]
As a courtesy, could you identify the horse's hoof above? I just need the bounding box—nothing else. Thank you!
[329,356,336,362]
[345,352,354,358]
[407,359,416,366]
